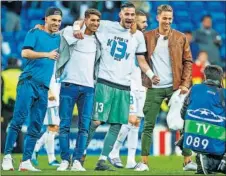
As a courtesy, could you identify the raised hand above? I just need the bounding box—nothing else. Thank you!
[73,30,84,39]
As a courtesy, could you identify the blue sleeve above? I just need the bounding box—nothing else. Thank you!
[22,29,37,50]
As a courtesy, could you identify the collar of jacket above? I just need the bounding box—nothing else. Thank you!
[155,28,173,41]
[204,79,222,88]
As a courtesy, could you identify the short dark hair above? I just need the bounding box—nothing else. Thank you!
[157,4,173,15]
[120,2,135,10]
[85,8,101,18]
[204,65,223,82]
[201,14,212,22]
[136,10,147,17]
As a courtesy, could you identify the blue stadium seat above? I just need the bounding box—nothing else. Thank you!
[29,20,44,29]
[21,18,30,31]
[171,23,177,30]
[170,1,188,11]
[40,1,56,10]
[151,1,170,12]
[102,11,111,20]
[214,23,226,35]
[205,1,225,12]
[15,31,27,42]
[149,12,157,23]
[27,9,45,20]
[211,12,226,24]
[9,42,18,54]
[174,11,190,23]
[190,11,208,28]
[150,22,158,29]
[188,1,204,11]
[177,22,194,32]
[112,10,120,21]
[2,32,15,42]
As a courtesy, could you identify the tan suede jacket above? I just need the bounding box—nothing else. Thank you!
[142,28,193,90]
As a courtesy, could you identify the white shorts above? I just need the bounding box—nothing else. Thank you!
[129,90,146,117]
[43,106,60,126]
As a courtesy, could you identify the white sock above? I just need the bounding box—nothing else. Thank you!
[127,125,139,164]
[45,131,57,163]
[108,123,132,159]
[34,131,48,153]
[99,155,107,161]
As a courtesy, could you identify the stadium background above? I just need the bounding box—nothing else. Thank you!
[1,0,225,158]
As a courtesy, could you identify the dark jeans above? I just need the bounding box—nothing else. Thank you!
[4,79,48,161]
[59,82,94,162]
[141,87,192,156]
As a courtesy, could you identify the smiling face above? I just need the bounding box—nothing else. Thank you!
[85,14,100,33]
[157,11,173,32]
[45,15,62,33]
[119,7,136,29]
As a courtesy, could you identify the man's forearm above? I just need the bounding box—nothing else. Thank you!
[137,55,154,78]
[21,49,48,59]
[181,60,193,88]
[137,55,152,73]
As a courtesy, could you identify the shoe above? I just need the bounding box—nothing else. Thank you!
[134,162,149,171]
[195,154,204,174]
[18,160,41,171]
[71,160,86,171]
[107,157,124,168]
[183,161,197,171]
[2,154,14,171]
[199,154,221,175]
[49,160,60,167]
[126,162,137,169]
[95,160,115,171]
[57,160,69,171]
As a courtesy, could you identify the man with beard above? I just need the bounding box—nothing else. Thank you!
[73,2,154,171]
[2,7,62,172]
[108,10,148,169]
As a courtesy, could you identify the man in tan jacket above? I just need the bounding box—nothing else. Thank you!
[135,5,194,171]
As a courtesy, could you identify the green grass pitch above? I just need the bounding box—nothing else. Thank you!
[0,154,224,175]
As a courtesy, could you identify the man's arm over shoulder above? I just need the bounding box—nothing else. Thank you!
[62,26,80,45]
[181,33,193,89]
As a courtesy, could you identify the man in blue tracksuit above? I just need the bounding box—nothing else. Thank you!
[180,65,226,175]
[1,7,62,172]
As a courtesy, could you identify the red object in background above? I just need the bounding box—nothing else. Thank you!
[192,64,204,79]
[192,63,204,84]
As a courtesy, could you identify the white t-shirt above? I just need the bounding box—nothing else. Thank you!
[48,65,61,108]
[61,32,97,88]
[96,21,146,86]
[151,34,173,88]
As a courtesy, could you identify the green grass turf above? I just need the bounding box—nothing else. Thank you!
[0,154,223,175]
